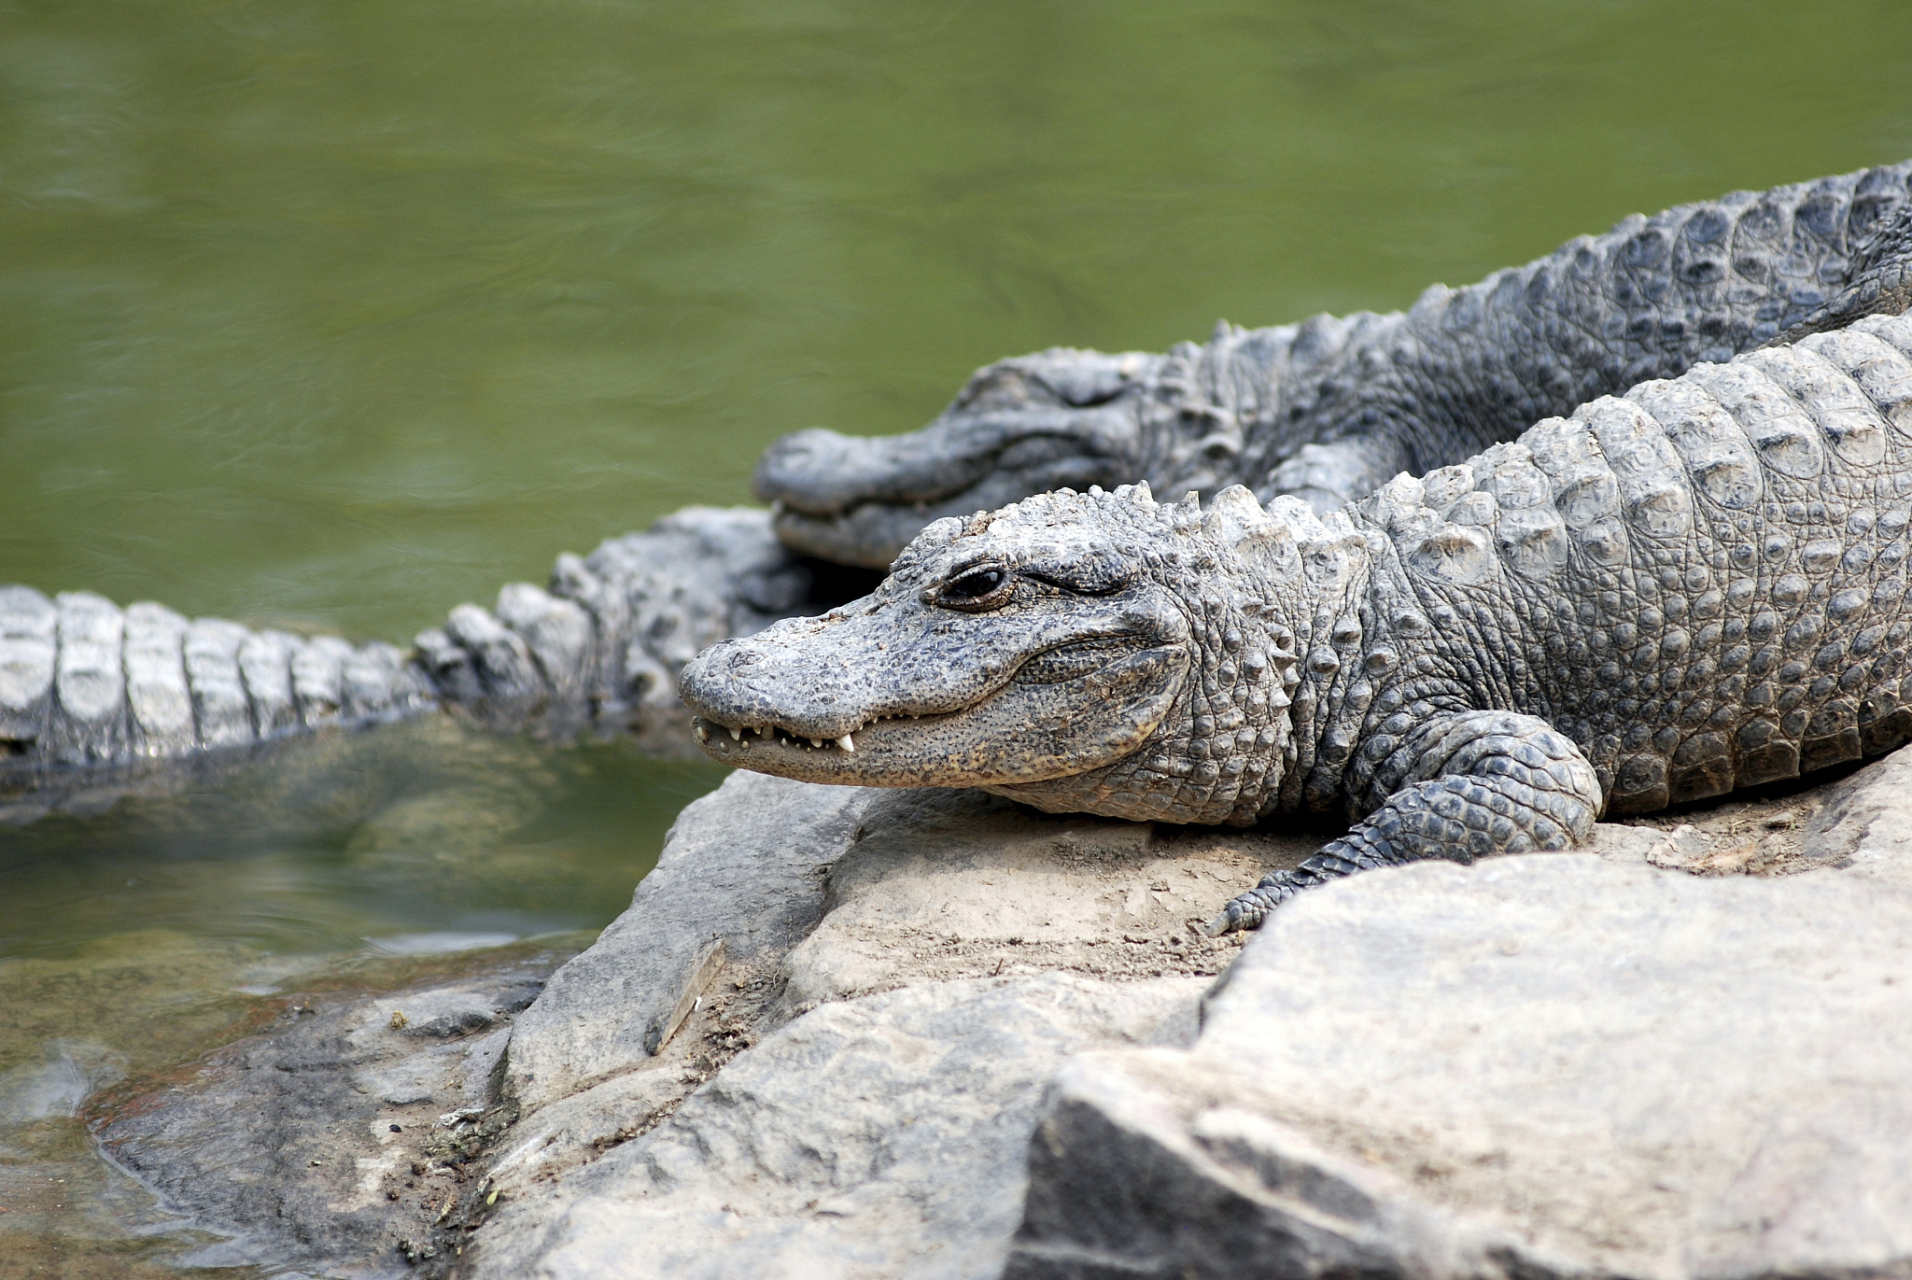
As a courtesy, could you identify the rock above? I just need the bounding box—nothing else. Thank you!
[483,1056,708,1194]
[471,783,1315,1276]
[479,771,1912,1279]
[489,782,1301,1133]
[779,788,1316,1011]
[92,950,566,1278]
[0,1039,120,1125]
[1005,854,1912,1280]
[504,771,876,1111]
[1584,790,1830,879]
[97,752,1912,1277]
[1799,748,1912,893]
[477,974,1204,1280]
[387,988,507,1039]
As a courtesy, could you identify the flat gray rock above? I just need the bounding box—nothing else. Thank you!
[1799,747,1912,894]
[480,974,1204,1280]
[1006,854,1912,1280]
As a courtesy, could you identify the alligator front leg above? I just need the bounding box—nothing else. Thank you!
[1203,711,1602,935]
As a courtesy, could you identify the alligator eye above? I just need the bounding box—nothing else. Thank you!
[935,566,1012,610]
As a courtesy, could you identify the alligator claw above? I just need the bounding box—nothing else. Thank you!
[1204,867,1333,935]
[1200,907,1241,938]
[1202,890,1269,936]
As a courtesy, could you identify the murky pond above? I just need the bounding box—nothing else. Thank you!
[4,0,1911,1270]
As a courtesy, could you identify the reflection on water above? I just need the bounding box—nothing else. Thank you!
[2,0,1912,1270]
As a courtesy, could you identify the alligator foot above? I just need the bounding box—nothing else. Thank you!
[1204,713,1603,934]
[1201,866,1336,936]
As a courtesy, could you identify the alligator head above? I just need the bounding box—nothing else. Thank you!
[754,350,1167,570]
[679,483,1308,826]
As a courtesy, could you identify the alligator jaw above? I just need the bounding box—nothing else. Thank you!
[771,496,993,573]
[690,716,895,758]
[684,638,1191,788]
[765,450,1152,571]
[688,712,934,778]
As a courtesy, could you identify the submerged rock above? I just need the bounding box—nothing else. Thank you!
[90,950,566,1278]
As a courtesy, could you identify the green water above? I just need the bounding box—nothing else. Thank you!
[3,0,1912,1270]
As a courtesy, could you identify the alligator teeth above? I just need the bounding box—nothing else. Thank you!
[838,734,854,752]
[693,722,709,744]
[810,737,824,748]
[728,726,741,740]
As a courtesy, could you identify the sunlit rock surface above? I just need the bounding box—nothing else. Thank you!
[456,753,1912,1280]
[1008,851,1912,1279]
[493,975,1203,1280]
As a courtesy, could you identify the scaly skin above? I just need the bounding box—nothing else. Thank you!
[758,161,1912,569]
[682,314,1912,931]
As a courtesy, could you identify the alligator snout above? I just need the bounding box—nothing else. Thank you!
[753,352,1156,569]
[679,633,869,741]
[754,428,987,517]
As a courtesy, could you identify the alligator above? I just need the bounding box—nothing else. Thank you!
[679,314,1912,932]
[759,161,1912,568]
[5,162,1912,821]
